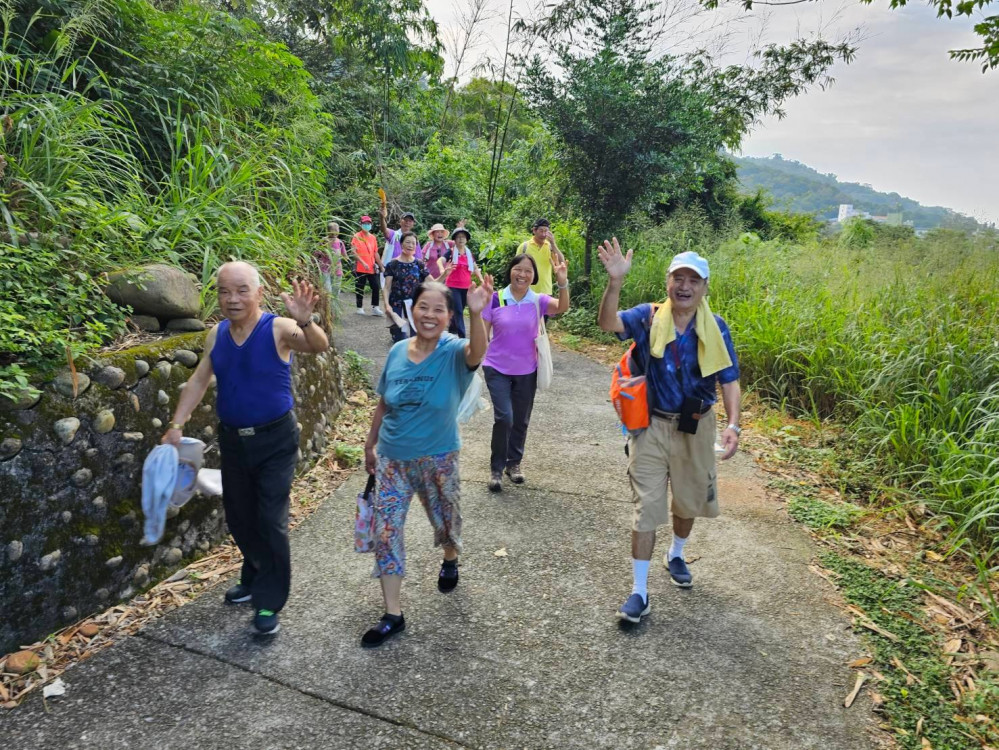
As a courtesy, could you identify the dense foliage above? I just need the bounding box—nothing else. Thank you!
[0,0,332,396]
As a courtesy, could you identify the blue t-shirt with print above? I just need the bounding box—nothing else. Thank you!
[618,304,740,414]
[376,334,475,460]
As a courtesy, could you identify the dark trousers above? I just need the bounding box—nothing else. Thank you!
[219,411,299,612]
[450,287,468,338]
[483,366,538,474]
[355,272,379,308]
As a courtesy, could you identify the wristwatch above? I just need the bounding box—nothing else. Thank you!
[297,319,313,329]
[168,422,184,431]
[727,424,742,436]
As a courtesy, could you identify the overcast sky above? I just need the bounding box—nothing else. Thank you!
[427,0,999,224]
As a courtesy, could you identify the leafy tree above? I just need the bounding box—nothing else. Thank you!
[699,0,998,72]
[523,0,855,278]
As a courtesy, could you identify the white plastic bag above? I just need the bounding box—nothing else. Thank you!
[457,368,488,424]
[535,298,553,391]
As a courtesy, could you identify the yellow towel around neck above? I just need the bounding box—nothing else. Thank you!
[649,297,732,377]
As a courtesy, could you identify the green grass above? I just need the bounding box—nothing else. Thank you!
[786,495,863,530]
[699,231,999,567]
[333,443,364,467]
[821,552,997,749]
[341,350,373,391]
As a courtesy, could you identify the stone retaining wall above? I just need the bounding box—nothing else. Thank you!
[0,332,345,654]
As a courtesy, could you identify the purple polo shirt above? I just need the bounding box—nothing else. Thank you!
[481,288,553,376]
[386,228,423,260]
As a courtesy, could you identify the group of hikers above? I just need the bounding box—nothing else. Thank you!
[162,209,742,647]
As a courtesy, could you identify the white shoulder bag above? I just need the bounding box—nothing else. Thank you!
[534,296,553,390]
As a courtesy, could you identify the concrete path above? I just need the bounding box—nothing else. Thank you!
[2,296,877,749]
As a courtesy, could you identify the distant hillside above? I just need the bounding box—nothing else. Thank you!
[733,154,983,231]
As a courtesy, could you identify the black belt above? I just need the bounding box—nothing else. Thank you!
[220,410,295,437]
[651,406,713,421]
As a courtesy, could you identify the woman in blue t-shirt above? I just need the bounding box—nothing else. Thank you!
[361,278,493,647]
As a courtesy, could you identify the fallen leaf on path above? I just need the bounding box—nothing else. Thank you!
[980,650,999,673]
[42,678,66,698]
[921,738,932,749]
[844,673,867,708]
[494,548,508,557]
[943,638,963,654]
[856,618,900,643]
[848,657,873,668]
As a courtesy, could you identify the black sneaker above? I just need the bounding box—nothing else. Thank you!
[253,609,280,635]
[488,472,502,492]
[224,582,252,604]
[361,613,405,648]
[438,559,459,593]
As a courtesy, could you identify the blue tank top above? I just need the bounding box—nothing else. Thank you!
[211,313,294,428]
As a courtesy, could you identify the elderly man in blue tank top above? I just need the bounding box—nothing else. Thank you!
[162,261,329,635]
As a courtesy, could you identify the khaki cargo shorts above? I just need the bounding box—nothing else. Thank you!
[627,409,719,531]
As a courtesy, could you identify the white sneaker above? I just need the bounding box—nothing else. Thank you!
[355,308,367,315]
[371,306,384,317]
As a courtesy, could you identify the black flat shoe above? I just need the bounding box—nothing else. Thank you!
[438,559,459,593]
[361,613,405,648]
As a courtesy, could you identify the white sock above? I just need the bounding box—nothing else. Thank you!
[631,559,650,599]
[668,534,688,562]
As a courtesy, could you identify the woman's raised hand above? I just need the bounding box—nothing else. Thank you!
[553,257,568,287]
[597,238,632,281]
[467,273,495,315]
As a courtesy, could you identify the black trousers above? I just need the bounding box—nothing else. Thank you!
[219,411,299,612]
[483,366,538,474]
[355,272,380,307]
[450,287,468,337]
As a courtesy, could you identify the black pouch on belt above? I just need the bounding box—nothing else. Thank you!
[678,396,703,434]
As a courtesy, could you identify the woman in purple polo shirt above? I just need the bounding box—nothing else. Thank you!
[481,253,569,491]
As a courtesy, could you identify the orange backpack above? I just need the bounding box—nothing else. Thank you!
[610,305,657,432]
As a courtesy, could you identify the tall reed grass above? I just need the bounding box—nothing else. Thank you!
[0,0,333,396]
[705,230,999,559]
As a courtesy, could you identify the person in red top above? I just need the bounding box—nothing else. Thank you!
[351,215,384,316]
[442,226,483,337]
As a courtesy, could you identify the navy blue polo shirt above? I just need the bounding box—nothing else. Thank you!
[618,304,740,413]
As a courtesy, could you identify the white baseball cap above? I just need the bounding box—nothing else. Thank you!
[668,251,709,280]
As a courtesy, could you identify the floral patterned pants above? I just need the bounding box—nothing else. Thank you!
[373,451,463,577]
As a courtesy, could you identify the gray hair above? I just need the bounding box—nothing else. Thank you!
[216,261,261,289]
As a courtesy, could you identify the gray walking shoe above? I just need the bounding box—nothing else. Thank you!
[504,463,525,484]
[488,472,502,492]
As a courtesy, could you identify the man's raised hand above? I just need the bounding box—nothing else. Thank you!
[281,278,320,325]
[597,238,632,281]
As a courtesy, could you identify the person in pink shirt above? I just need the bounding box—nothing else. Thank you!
[480,252,569,491]
[442,226,483,338]
[422,223,454,280]
[318,221,347,295]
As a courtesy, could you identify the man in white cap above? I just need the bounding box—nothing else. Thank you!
[597,240,742,625]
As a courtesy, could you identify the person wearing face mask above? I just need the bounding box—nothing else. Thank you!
[352,215,384,316]
[480,253,569,492]
[441,226,483,338]
[383,232,429,338]
[597,243,742,627]
[361,278,493,648]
